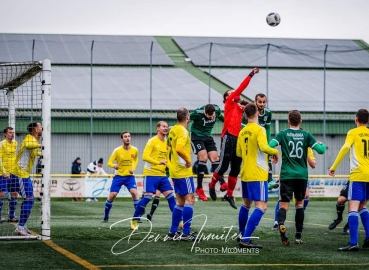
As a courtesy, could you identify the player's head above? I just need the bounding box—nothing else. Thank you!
[223,90,234,103]
[156,121,168,135]
[97,158,103,167]
[356,109,369,125]
[120,131,131,145]
[27,122,42,137]
[244,103,258,119]
[254,93,267,111]
[3,126,15,141]
[288,110,302,127]
[177,107,189,123]
[204,104,216,120]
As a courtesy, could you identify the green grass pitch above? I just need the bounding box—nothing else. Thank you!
[1,199,369,269]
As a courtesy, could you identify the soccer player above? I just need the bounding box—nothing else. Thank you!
[10,123,43,236]
[102,131,139,230]
[132,121,176,226]
[272,147,316,230]
[328,109,369,251]
[0,127,18,222]
[209,67,259,209]
[190,104,227,201]
[328,180,350,234]
[269,110,326,245]
[236,103,278,248]
[167,108,196,241]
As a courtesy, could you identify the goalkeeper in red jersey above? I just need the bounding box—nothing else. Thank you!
[209,67,259,209]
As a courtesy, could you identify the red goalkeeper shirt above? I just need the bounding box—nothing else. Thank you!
[221,75,252,137]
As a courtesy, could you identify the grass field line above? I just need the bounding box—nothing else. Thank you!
[43,240,100,270]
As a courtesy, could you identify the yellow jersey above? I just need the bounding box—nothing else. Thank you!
[330,126,369,182]
[143,135,170,176]
[236,123,278,182]
[0,139,18,175]
[168,124,192,178]
[108,145,138,176]
[11,134,41,178]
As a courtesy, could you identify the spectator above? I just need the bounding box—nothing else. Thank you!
[86,158,107,202]
[71,157,85,202]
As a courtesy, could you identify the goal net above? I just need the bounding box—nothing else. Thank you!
[0,60,51,240]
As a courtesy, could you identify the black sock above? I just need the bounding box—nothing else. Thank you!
[149,196,160,216]
[197,161,207,189]
[295,207,304,237]
[336,203,345,220]
[278,208,287,225]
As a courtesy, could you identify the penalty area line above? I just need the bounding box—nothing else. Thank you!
[43,240,100,270]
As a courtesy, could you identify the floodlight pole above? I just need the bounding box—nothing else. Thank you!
[150,41,153,137]
[90,40,94,162]
[266,43,270,104]
[323,44,328,171]
[208,42,213,104]
[31,39,35,122]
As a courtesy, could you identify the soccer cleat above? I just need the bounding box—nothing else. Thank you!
[102,218,108,223]
[272,222,278,230]
[24,226,31,235]
[167,231,181,241]
[180,232,198,242]
[209,183,217,201]
[130,220,139,230]
[85,198,92,202]
[295,238,304,244]
[15,224,31,236]
[178,221,183,229]
[337,243,359,251]
[342,223,349,235]
[146,214,152,221]
[328,219,342,230]
[279,225,290,246]
[239,240,263,249]
[362,238,369,249]
[223,194,237,209]
[8,217,19,223]
[196,188,208,201]
[220,181,228,192]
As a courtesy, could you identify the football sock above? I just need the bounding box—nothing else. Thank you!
[104,200,113,219]
[211,161,220,174]
[238,204,250,234]
[359,208,369,238]
[242,208,265,242]
[19,198,34,226]
[210,171,222,189]
[182,204,194,235]
[166,193,176,212]
[348,211,359,245]
[133,199,139,209]
[278,207,287,225]
[133,195,151,219]
[149,196,160,215]
[274,201,280,222]
[170,205,183,233]
[226,176,237,197]
[197,161,207,189]
[8,198,18,219]
[295,206,304,236]
[336,203,345,220]
[303,199,309,211]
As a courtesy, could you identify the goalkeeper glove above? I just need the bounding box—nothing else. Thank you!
[249,67,259,77]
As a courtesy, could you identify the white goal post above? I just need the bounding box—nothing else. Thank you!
[0,59,51,240]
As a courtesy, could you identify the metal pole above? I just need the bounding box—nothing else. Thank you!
[208,42,213,104]
[266,43,270,101]
[323,44,328,171]
[90,40,94,162]
[31,39,35,122]
[150,41,153,137]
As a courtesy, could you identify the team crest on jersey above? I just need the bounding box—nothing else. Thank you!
[264,116,268,122]
[131,154,135,158]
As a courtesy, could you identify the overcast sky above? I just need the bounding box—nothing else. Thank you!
[0,0,368,43]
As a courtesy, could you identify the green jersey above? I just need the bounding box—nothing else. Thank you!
[190,104,223,137]
[242,107,272,142]
[271,128,318,181]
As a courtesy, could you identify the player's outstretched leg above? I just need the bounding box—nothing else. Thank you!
[147,196,160,221]
[239,208,265,249]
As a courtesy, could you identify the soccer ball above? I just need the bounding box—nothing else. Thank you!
[266,12,281,27]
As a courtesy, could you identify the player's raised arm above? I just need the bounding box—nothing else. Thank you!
[227,67,259,101]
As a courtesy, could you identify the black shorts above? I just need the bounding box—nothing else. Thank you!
[191,133,217,155]
[279,179,308,202]
[339,180,350,198]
